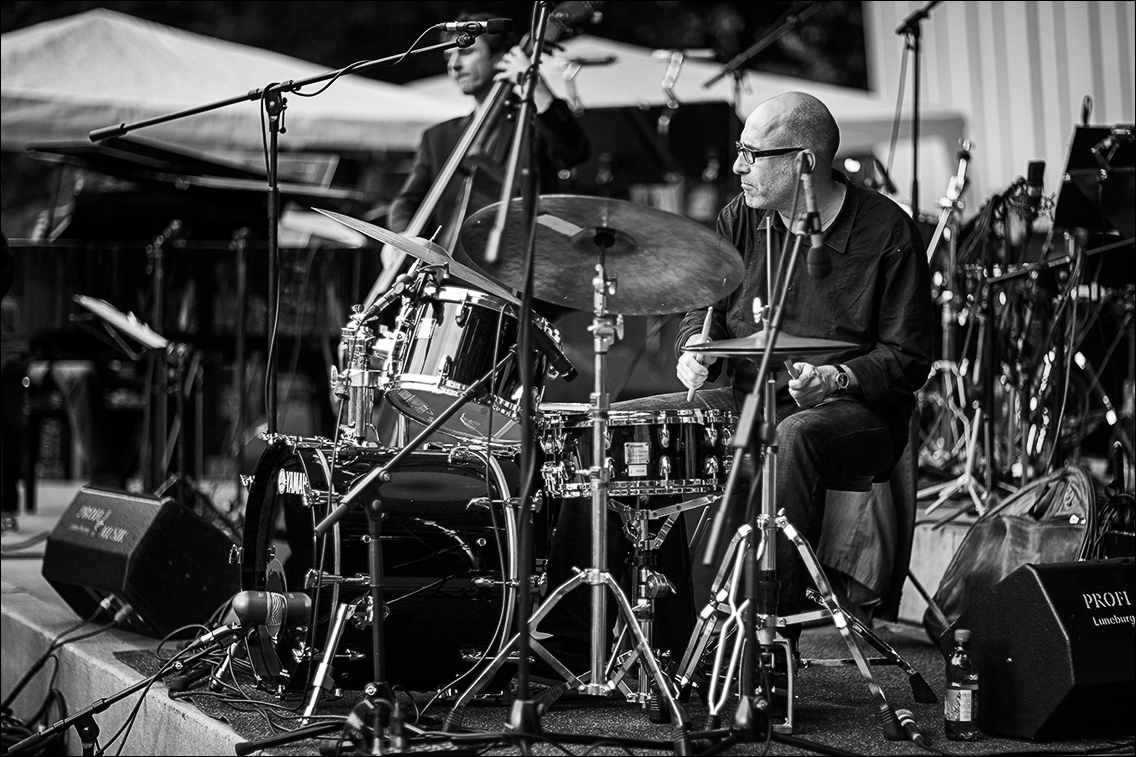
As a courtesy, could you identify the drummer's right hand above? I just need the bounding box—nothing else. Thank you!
[677,334,717,390]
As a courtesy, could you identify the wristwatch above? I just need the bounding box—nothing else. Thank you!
[833,365,850,393]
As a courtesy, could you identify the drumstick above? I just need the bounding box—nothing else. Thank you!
[784,359,801,379]
[686,306,714,402]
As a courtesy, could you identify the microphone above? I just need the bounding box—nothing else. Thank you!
[435,19,513,34]
[358,268,419,323]
[1023,160,1045,221]
[895,709,929,747]
[530,325,577,382]
[799,152,831,279]
[231,590,312,640]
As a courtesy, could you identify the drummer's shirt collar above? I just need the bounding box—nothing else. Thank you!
[761,170,855,256]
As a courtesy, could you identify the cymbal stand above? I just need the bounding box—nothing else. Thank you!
[443,262,692,752]
[918,142,975,485]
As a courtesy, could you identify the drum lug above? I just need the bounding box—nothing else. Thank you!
[440,356,453,380]
[659,455,672,481]
[703,425,719,446]
[456,300,470,327]
[704,454,720,478]
[658,425,671,448]
[541,462,568,498]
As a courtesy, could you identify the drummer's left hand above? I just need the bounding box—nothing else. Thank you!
[787,363,838,408]
[494,46,553,112]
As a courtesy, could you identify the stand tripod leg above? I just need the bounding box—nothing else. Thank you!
[800,589,937,704]
[597,570,691,739]
[444,572,591,732]
[778,514,904,740]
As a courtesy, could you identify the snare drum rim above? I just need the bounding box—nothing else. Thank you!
[559,408,737,427]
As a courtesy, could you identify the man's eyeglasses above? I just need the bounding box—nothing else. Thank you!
[734,142,805,164]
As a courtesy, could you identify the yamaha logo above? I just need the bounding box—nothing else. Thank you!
[277,469,308,495]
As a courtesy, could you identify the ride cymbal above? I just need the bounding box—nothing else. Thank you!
[460,195,743,315]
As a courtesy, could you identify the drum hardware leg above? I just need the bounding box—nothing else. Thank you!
[794,589,937,703]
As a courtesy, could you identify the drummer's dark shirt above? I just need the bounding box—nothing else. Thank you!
[675,171,936,460]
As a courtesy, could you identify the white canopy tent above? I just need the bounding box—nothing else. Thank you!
[410,34,966,210]
[0,8,467,153]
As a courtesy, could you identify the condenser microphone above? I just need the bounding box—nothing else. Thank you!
[1023,160,1045,221]
[895,709,929,747]
[800,151,831,279]
[435,19,513,34]
[232,590,312,639]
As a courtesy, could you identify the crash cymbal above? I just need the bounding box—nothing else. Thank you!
[314,209,520,305]
[684,332,860,359]
[460,195,743,316]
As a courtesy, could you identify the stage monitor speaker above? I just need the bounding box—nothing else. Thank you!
[42,485,240,638]
[950,558,1135,740]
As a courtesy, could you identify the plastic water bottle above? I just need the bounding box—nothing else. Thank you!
[944,628,981,740]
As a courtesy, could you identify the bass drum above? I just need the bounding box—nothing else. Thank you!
[241,436,523,692]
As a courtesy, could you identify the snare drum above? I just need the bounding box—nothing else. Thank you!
[539,407,736,498]
[386,285,565,446]
[241,436,522,691]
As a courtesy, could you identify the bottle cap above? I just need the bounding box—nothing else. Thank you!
[955,628,971,642]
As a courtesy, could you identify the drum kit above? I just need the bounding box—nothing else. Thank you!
[232,176,936,749]
[238,194,753,725]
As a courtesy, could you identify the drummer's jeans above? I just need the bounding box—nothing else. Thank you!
[541,386,895,651]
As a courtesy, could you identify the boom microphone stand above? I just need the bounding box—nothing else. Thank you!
[88,31,483,435]
[895,1,941,217]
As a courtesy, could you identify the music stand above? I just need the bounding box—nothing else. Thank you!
[1053,124,1135,238]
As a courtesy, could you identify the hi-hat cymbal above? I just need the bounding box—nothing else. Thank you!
[314,209,520,305]
[460,196,743,316]
[684,332,860,359]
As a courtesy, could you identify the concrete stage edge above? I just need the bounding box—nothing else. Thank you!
[1,482,245,757]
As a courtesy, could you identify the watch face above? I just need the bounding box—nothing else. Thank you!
[835,369,849,390]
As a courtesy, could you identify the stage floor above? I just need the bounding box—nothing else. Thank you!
[2,481,1132,756]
